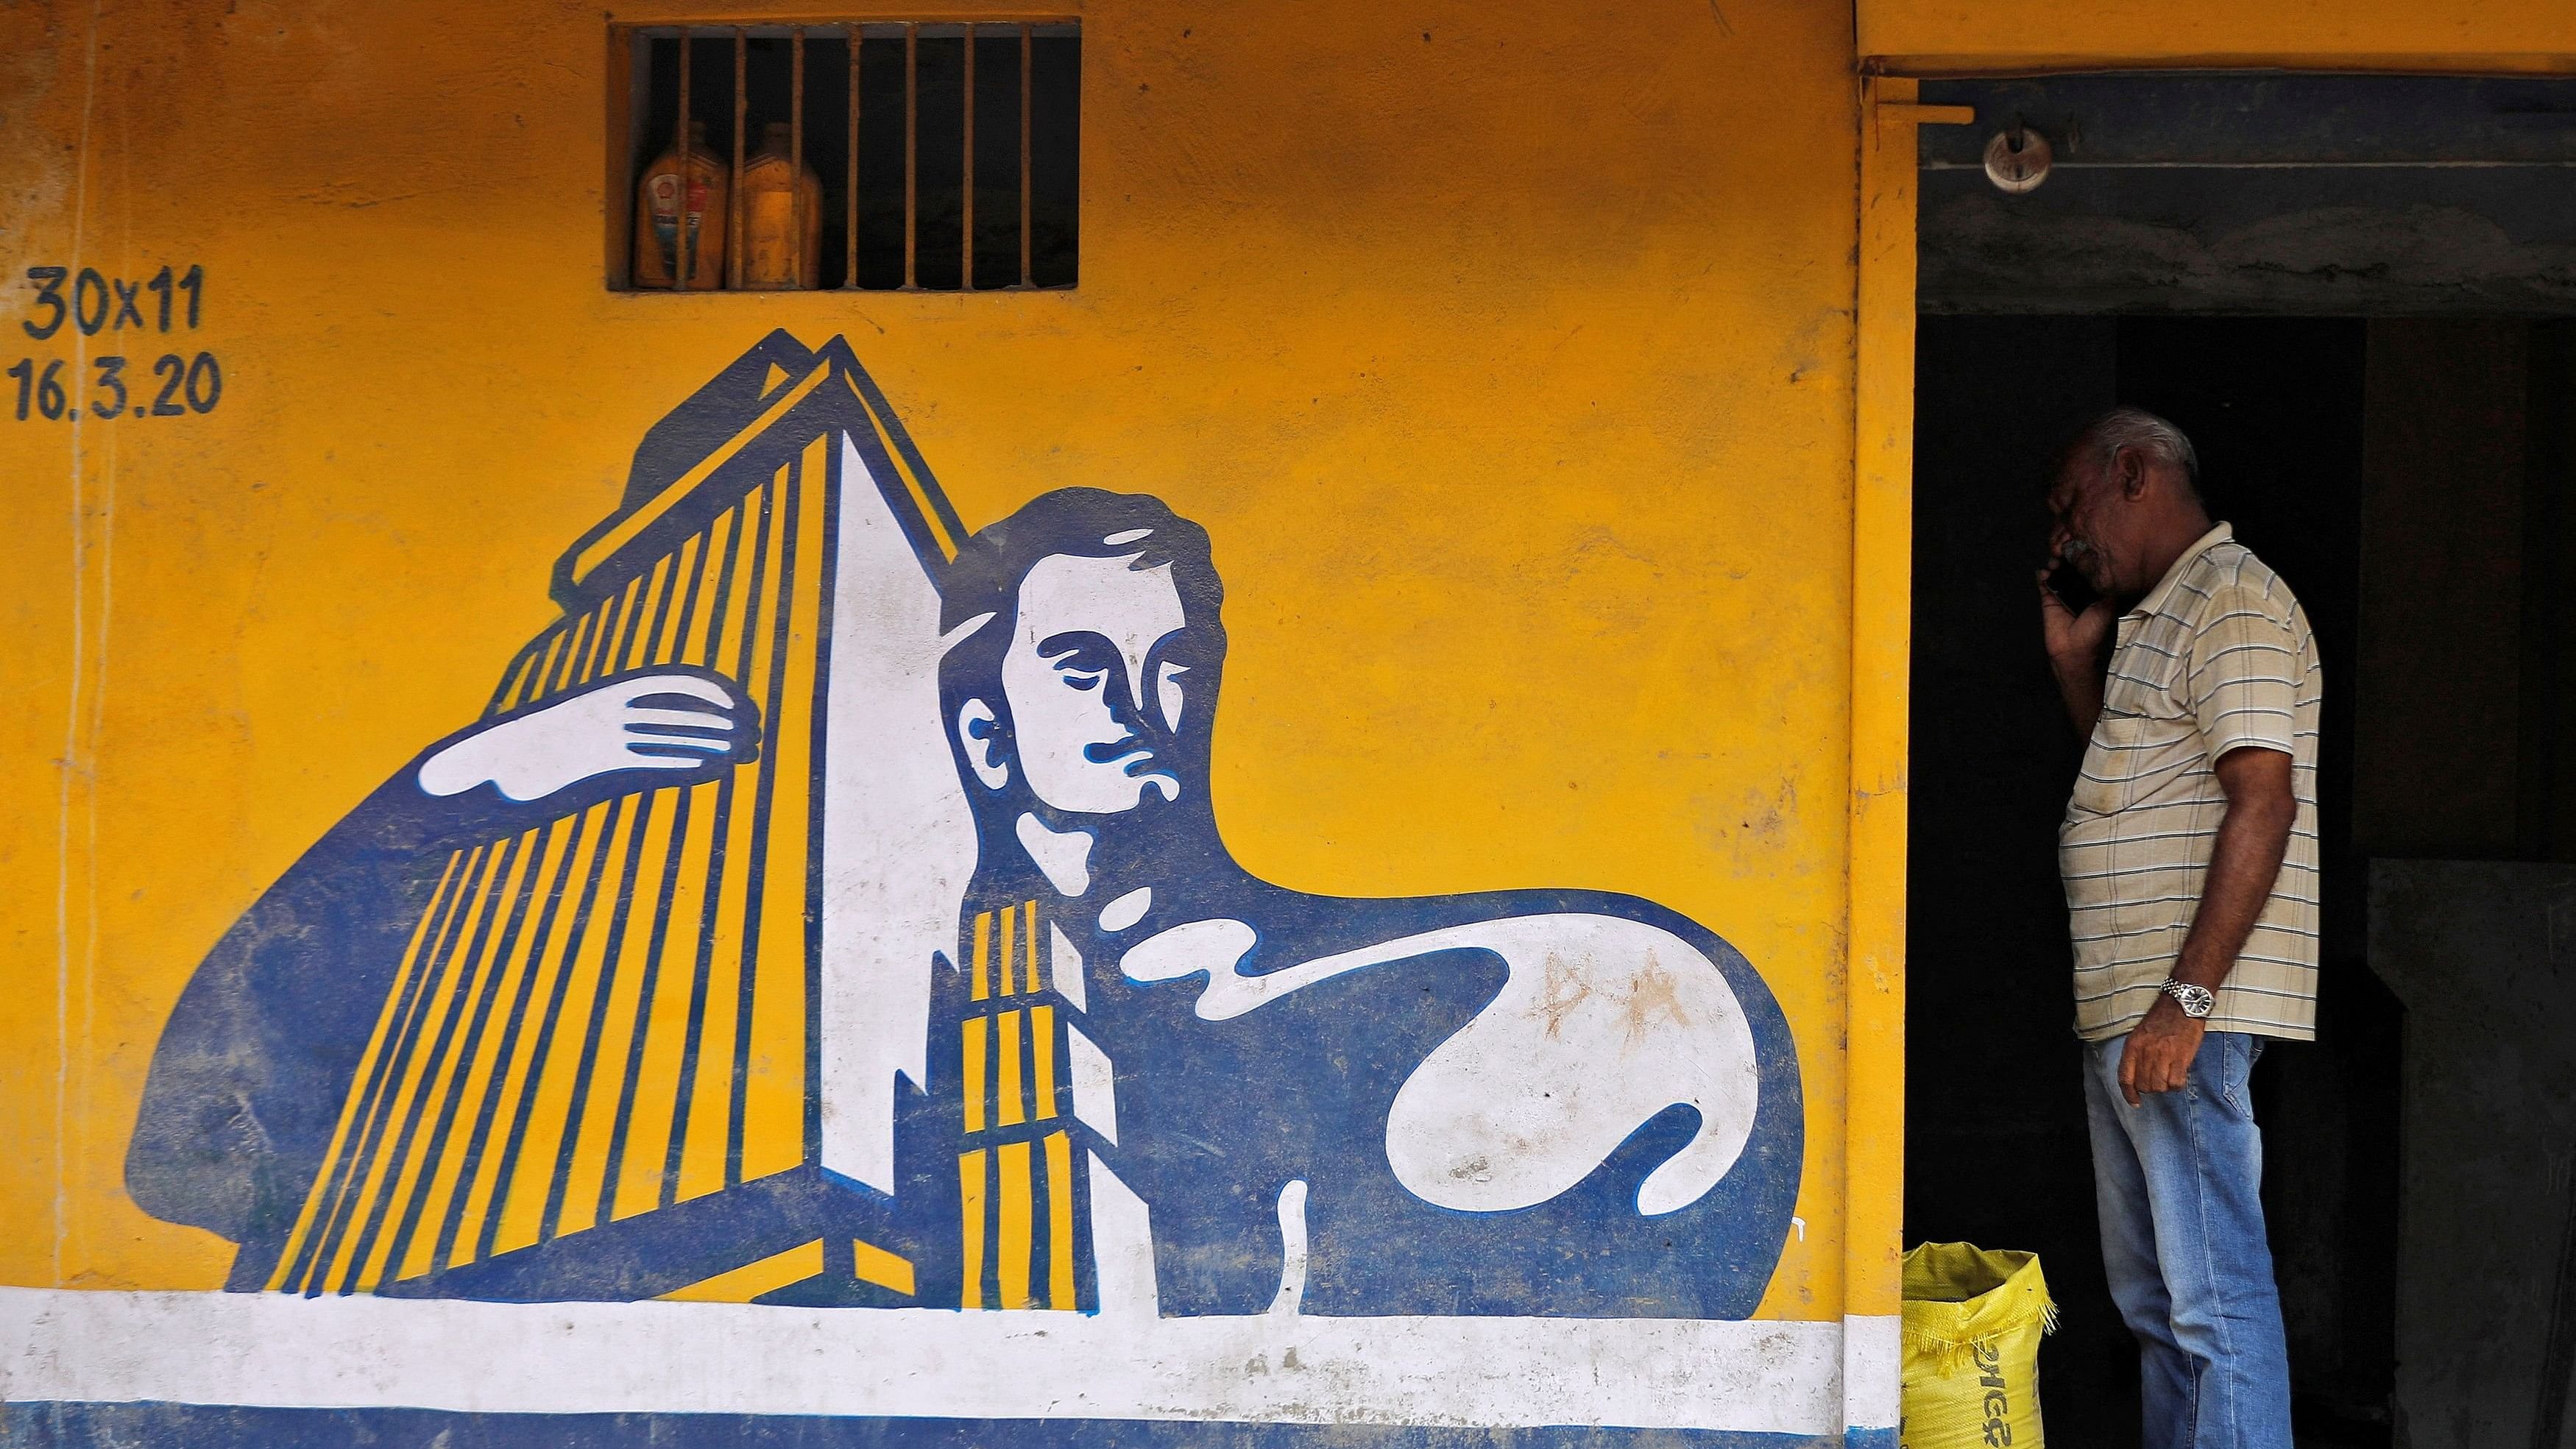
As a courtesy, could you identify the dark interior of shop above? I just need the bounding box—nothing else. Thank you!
[1907,74,2576,1449]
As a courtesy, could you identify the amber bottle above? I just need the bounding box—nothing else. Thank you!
[737,123,824,290]
[633,118,728,290]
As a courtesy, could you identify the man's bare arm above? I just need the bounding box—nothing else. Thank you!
[2117,745,2296,1104]
[2174,746,2299,991]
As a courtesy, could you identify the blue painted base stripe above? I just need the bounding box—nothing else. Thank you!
[1,1404,1846,1449]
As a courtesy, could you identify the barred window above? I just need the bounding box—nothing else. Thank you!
[612,23,1079,292]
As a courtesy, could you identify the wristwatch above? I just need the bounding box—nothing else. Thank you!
[2159,979,2217,1019]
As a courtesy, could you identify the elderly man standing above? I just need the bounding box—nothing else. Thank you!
[2037,407,2317,1449]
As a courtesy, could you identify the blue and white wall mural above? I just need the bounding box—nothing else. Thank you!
[118,331,1805,1436]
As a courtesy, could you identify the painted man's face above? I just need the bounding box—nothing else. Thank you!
[999,550,1203,815]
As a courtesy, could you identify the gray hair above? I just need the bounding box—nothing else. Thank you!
[2060,406,2200,496]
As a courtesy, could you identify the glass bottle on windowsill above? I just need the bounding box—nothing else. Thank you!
[633,118,728,290]
[737,122,824,290]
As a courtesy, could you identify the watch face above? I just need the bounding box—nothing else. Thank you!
[2166,981,2215,1017]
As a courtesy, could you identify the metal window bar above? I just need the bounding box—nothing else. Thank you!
[903,23,919,291]
[1020,24,1033,288]
[792,30,807,288]
[631,21,1073,293]
[729,29,746,291]
[673,38,691,291]
[845,35,861,289]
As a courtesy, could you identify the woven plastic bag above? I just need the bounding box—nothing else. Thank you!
[1900,1242,2054,1449]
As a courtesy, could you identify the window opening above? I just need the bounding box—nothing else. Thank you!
[616,22,1078,292]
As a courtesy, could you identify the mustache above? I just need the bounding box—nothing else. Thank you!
[1085,737,1158,766]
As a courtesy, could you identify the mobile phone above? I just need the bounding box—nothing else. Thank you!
[2045,558,2100,614]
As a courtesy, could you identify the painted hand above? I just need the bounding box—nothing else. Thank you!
[416,670,760,804]
[2118,996,2206,1107]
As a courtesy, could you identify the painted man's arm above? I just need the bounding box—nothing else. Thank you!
[123,767,521,1248]
[125,672,762,1253]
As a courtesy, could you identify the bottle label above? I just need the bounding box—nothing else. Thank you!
[647,173,711,271]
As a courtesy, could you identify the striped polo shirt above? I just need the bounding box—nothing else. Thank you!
[2060,522,2321,1041]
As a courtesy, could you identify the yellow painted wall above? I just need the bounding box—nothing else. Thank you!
[0,0,1865,1318]
[1860,0,2576,74]
[10,0,2563,1386]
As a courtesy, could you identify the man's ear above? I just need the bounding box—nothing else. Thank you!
[956,698,1011,790]
[2116,446,2151,500]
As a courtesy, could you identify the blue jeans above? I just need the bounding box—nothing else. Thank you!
[2083,1030,2295,1449]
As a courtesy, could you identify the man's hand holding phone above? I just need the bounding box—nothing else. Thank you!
[2037,549,2115,666]
[2038,548,2117,735]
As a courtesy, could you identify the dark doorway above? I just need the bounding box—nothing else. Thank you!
[1905,68,2576,1449]
[1906,315,2395,1447]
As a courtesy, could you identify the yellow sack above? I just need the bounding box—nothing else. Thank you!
[1900,1242,2054,1449]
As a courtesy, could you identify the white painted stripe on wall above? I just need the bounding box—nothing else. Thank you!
[1842,1313,1901,1429]
[1065,1022,1118,1144]
[0,1289,1844,1434]
[1086,1155,1158,1316]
